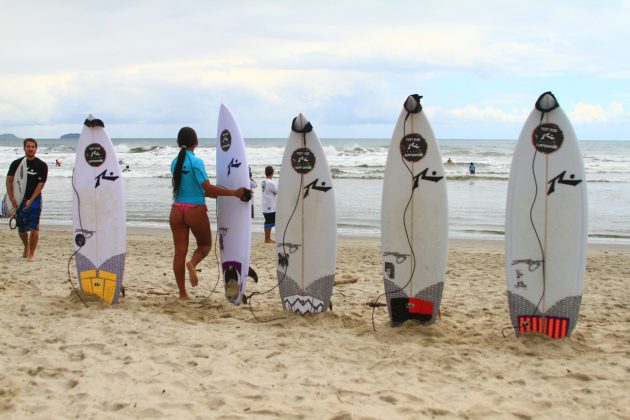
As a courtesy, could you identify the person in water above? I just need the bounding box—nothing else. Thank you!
[469,162,476,175]
[170,127,250,301]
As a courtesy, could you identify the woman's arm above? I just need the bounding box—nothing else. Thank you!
[201,180,248,200]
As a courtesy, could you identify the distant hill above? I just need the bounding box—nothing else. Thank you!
[60,133,80,139]
[0,133,21,140]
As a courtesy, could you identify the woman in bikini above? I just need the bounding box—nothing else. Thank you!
[170,127,249,301]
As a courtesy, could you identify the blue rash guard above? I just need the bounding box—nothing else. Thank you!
[171,150,209,205]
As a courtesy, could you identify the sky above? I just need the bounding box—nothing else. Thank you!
[0,0,629,140]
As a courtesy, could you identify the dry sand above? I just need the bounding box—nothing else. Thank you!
[0,226,628,419]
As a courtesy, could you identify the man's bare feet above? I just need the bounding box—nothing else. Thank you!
[23,248,29,258]
[186,261,199,287]
[178,295,191,301]
[264,240,275,244]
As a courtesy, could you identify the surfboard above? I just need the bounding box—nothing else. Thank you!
[2,157,26,218]
[72,115,126,304]
[216,104,251,305]
[276,114,336,314]
[505,91,588,338]
[381,94,448,325]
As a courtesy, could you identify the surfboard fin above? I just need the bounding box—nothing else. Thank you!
[248,267,258,283]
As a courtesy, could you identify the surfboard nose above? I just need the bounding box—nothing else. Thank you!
[404,94,423,114]
[535,91,559,113]
[291,113,313,133]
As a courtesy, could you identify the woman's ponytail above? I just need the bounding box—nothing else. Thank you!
[172,127,198,199]
[172,147,187,198]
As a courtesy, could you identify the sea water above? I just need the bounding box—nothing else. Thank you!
[1,137,629,244]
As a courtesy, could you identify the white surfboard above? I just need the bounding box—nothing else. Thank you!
[2,158,26,218]
[276,114,336,314]
[381,94,448,325]
[216,104,251,305]
[506,92,587,338]
[72,115,126,304]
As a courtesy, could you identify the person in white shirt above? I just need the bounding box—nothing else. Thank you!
[261,165,277,243]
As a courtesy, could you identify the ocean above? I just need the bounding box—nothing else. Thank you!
[1,137,629,244]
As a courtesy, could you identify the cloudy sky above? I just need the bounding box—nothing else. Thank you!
[1,0,628,140]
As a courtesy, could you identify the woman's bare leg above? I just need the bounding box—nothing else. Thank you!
[169,206,190,300]
[185,206,212,276]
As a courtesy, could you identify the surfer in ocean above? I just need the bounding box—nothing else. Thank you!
[6,138,48,261]
[170,127,251,301]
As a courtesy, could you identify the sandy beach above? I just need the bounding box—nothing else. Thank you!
[0,226,628,419]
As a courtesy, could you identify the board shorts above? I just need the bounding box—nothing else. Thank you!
[16,197,42,233]
[263,212,275,228]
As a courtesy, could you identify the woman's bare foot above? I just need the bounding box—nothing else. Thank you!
[186,261,199,287]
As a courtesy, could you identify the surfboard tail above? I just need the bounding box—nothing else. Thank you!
[278,272,334,314]
[76,252,125,304]
[508,291,582,338]
[384,278,444,325]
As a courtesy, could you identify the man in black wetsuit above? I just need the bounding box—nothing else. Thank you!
[6,138,48,261]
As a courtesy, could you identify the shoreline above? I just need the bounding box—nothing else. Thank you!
[40,222,630,252]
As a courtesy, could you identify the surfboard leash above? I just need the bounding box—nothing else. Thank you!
[68,166,89,308]
[506,100,555,336]
[371,103,419,331]
[1,214,18,230]
[245,126,308,323]
[529,111,549,324]
[198,197,222,304]
[177,150,223,304]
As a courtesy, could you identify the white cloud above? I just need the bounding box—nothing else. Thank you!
[0,1,629,139]
[445,105,530,124]
[569,102,629,124]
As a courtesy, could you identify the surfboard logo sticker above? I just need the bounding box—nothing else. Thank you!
[400,133,427,162]
[412,168,444,189]
[84,143,106,167]
[383,251,409,264]
[220,129,232,151]
[511,258,542,289]
[291,147,316,174]
[303,178,331,198]
[532,123,564,154]
[547,170,583,195]
[94,169,120,188]
[219,227,228,251]
[227,157,242,176]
